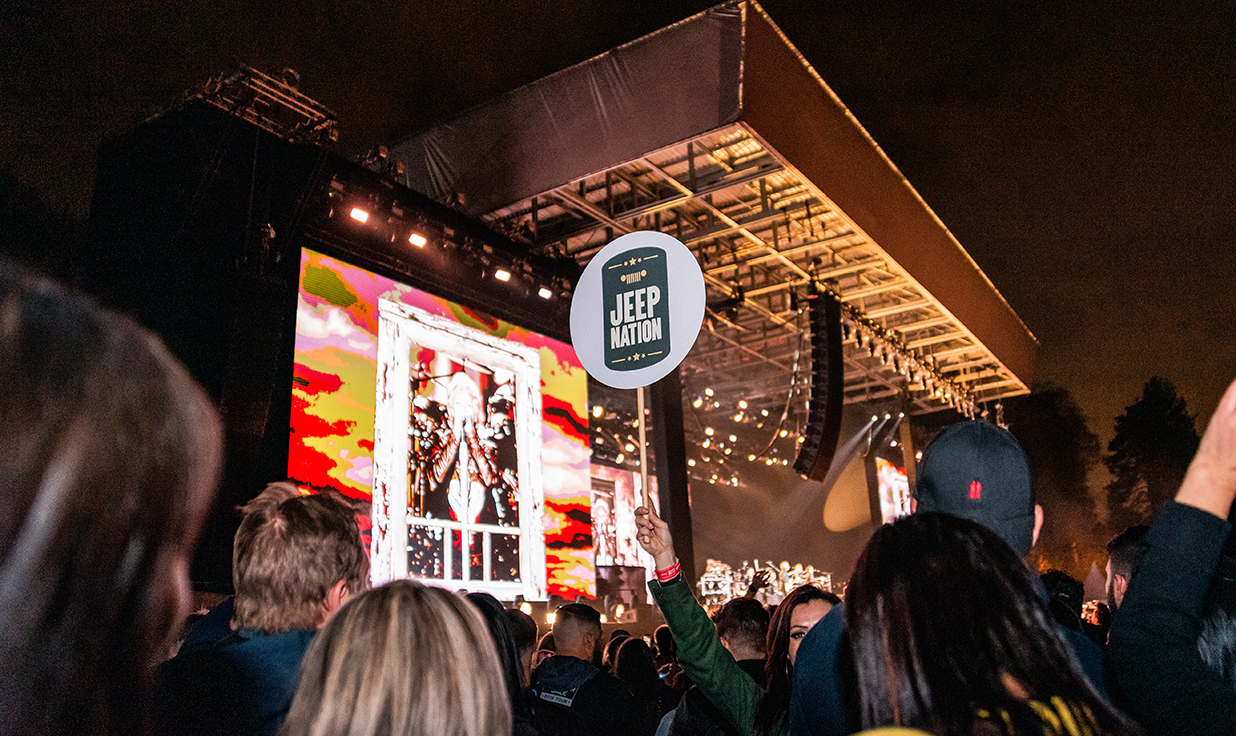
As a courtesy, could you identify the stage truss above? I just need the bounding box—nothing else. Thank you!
[479,123,1029,431]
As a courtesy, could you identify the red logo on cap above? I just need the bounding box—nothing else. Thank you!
[969,480,982,500]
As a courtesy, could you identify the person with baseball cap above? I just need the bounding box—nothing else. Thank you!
[788,420,1108,736]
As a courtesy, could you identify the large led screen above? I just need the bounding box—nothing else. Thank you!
[289,248,593,599]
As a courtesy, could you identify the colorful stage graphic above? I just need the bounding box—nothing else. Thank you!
[289,249,594,599]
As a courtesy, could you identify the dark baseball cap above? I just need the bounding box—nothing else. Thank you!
[914,420,1035,556]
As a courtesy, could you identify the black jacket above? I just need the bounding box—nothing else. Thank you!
[530,654,642,736]
[1108,501,1236,736]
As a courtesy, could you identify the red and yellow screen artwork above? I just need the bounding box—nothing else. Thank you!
[289,248,594,598]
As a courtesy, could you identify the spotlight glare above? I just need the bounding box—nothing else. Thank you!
[592,404,604,418]
[349,207,369,223]
[546,612,556,625]
[747,454,756,461]
[538,287,553,299]
[693,397,704,408]
[408,232,427,247]
[705,388,714,397]
[738,400,748,409]
[494,269,512,282]
[519,602,532,615]
[704,427,715,436]
[728,435,737,442]
[625,443,635,452]
[779,429,788,437]
[688,459,696,467]
[616,453,625,463]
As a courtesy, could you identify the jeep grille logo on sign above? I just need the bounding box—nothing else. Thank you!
[603,246,670,371]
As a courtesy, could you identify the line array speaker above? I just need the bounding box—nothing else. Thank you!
[793,287,845,482]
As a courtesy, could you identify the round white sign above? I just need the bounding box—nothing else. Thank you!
[569,231,705,389]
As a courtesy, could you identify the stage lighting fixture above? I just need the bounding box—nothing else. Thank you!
[702,439,711,448]
[592,404,604,418]
[349,207,369,223]
[538,287,553,299]
[728,434,737,442]
[738,400,748,409]
[616,453,625,463]
[779,429,788,437]
[733,413,743,422]
[520,602,532,615]
[408,232,427,247]
[693,397,704,408]
[494,269,512,282]
[600,614,608,623]
[704,427,714,436]
[748,454,756,461]
[546,612,556,625]
[625,443,635,452]
[687,459,696,467]
[704,388,714,397]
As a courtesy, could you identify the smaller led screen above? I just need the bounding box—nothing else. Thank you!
[876,457,911,524]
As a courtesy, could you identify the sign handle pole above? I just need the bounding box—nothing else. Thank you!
[637,385,650,509]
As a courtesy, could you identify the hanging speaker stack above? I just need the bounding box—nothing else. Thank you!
[793,285,845,482]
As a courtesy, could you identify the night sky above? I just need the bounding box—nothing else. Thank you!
[5,0,1235,456]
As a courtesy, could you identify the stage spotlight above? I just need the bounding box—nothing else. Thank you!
[520,602,532,615]
[494,269,512,282]
[592,404,604,418]
[733,413,743,422]
[687,459,696,467]
[600,614,608,623]
[408,232,427,247]
[704,427,714,436]
[692,396,704,408]
[738,400,748,409]
[546,612,556,625]
[616,453,625,463]
[349,207,369,223]
[748,454,756,461]
[704,388,714,397]
[625,443,635,452]
[538,287,553,299]
[779,429,788,437]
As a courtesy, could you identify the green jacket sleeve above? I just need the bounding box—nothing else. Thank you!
[650,577,764,735]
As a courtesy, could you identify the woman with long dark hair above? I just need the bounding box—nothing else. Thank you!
[614,637,677,735]
[846,512,1139,736]
[635,505,837,736]
[466,592,539,736]
[752,584,840,736]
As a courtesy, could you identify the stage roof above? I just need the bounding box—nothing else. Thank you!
[391,0,1037,419]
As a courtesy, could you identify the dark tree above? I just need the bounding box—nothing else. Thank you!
[1004,383,1104,581]
[1105,377,1199,532]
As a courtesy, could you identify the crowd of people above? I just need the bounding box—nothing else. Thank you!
[4,263,1236,735]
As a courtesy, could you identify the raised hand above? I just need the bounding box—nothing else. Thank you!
[745,568,772,598]
[1177,376,1236,518]
[635,505,678,570]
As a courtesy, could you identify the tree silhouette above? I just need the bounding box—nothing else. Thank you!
[1105,377,1199,532]
[1004,384,1104,580]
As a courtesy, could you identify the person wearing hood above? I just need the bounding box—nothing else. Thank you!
[529,602,641,736]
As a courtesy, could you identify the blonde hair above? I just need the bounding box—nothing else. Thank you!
[281,580,512,736]
[232,483,369,633]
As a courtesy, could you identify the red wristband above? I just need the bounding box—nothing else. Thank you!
[656,561,681,582]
